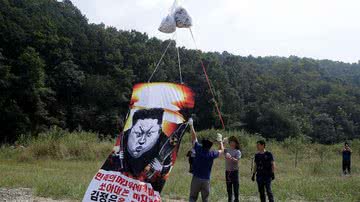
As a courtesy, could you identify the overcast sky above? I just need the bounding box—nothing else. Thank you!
[71,0,360,63]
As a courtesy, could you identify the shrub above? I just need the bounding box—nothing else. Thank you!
[350,139,360,156]
[15,127,113,161]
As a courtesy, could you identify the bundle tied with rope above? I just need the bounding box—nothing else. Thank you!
[156,0,225,130]
[159,15,176,33]
[158,1,192,34]
[174,7,192,28]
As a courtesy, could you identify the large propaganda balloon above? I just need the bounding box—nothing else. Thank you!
[83,82,195,202]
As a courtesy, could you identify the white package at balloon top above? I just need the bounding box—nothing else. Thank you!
[158,14,176,34]
[158,3,193,34]
[174,6,192,28]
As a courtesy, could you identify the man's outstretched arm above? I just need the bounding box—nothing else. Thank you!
[189,118,197,145]
[217,133,224,155]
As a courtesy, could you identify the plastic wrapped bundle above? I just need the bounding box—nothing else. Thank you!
[158,14,176,34]
[174,7,192,28]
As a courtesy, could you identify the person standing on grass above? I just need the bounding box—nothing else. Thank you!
[252,140,275,202]
[224,136,242,202]
[188,118,224,202]
[342,142,352,175]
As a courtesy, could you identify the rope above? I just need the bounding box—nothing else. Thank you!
[148,33,176,82]
[189,28,225,129]
[175,33,183,83]
[177,47,183,83]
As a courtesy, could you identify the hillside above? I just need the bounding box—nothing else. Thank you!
[1,0,360,143]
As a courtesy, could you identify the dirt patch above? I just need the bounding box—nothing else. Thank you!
[0,188,73,202]
[0,188,307,202]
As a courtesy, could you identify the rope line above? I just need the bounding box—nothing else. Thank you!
[189,28,225,129]
[175,33,183,83]
[177,47,183,83]
[148,33,176,82]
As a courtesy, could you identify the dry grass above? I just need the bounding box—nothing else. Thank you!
[0,128,359,201]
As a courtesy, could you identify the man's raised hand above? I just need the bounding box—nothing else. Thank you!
[188,118,194,126]
[222,137,229,144]
[216,133,223,142]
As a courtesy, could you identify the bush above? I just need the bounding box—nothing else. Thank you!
[283,135,311,167]
[350,139,360,156]
[311,161,327,175]
[0,145,23,159]
[15,127,113,161]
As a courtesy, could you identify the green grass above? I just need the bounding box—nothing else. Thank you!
[0,129,359,201]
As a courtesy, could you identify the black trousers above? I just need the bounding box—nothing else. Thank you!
[225,170,239,202]
[256,175,274,202]
[343,160,351,174]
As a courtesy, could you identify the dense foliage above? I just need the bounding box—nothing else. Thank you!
[1,0,360,143]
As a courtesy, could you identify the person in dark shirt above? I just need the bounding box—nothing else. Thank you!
[342,142,352,175]
[252,140,275,202]
[188,118,224,202]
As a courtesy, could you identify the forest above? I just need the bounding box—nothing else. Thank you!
[1,0,360,144]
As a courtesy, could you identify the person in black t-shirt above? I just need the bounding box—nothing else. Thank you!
[252,140,275,202]
[342,142,352,175]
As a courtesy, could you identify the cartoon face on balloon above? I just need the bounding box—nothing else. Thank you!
[127,108,163,158]
[127,119,161,158]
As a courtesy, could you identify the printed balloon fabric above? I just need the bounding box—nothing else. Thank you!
[83,82,195,202]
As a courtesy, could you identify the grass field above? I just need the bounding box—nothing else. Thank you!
[0,128,359,201]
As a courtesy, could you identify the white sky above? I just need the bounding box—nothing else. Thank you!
[71,0,360,63]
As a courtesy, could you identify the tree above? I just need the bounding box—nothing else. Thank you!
[0,50,30,143]
[283,135,310,167]
[311,113,336,144]
[1,0,360,143]
[256,103,301,140]
[14,47,50,134]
